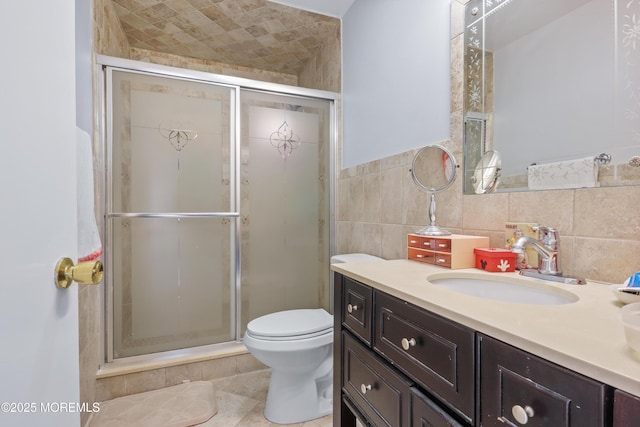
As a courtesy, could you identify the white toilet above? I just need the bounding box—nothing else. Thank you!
[243,253,383,424]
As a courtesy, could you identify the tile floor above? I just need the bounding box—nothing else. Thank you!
[197,369,333,427]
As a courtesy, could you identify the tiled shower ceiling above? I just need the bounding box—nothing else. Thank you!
[111,0,340,75]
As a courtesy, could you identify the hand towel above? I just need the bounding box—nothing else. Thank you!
[77,127,103,262]
[528,157,599,190]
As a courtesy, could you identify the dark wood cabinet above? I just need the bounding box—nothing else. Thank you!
[334,272,630,427]
[613,389,640,427]
[334,272,470,427]
[479,334,608,427]
[343,331,412,426]
[411,387,465,427]
[374,291,475,424]
[342,276,373,345]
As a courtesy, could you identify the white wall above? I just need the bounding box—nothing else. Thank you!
[341,0,452,168]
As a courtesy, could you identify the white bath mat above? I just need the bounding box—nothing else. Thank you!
[89,381,217,427]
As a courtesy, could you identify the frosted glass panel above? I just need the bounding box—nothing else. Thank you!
[111,71,230,213]
[108,70,235,358]
[240,91,331,331]
[112,217,232,358]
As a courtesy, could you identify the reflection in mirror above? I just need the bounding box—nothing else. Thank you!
[463,0,640,194]
[411,145,457,236]
[472,150,502,194]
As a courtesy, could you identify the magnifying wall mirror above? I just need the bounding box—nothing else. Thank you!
[411,145,458,236]
[471,150,502,194]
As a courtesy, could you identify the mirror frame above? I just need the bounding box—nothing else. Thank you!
[411,144,458,236]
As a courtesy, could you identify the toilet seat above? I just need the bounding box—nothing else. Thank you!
[246,309,333,341]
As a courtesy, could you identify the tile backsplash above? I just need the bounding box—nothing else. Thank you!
[336,148,640,284]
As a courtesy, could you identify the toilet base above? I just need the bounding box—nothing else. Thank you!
[263,368,332,424]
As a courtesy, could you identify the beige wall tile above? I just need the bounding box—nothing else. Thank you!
[165,363,203,387]
[402,171,431,226]
[573,237,640,283]
[437,181,463,230]
[125,369,166,395]
[381,225,413,260]
[353,223,383,257]
[450,1,467,39]
[380,149,414,170]
[335,221,354,254]
[381,167,404,224]
[96,376,126,402]
[235,353,267,374]
[201,356,238,381]
[362,173,382,223]
[347,175,365,222]
[462,193,509,231]
[450,34,465,114]
[336,178,350,222]
[574,186,640,240]
[508,190,575,235]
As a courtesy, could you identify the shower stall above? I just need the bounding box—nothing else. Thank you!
[99,57,335,361]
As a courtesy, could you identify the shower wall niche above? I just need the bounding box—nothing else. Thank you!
[105,64,333,361]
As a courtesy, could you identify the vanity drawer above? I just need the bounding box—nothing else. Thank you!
[422,237,451,252]
[408,247,434,263]
[373,291,475,424]
[342,277,373,345]
[479,334,607,427]
[433,252,452,267]
[343,331,412,427]
[411,387,465,427]
[407,235,421,248]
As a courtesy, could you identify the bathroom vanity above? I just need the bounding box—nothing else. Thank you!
[332,260,640,427]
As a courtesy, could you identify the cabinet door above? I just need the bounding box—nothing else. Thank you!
[374,292,475,424]
[479,335,608,427]
[411,387,466,427]
[613,389,640,427]
[343,331,412,427]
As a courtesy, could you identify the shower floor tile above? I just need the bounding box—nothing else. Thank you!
[198,369,333,427]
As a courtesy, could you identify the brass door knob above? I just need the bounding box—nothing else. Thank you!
[55,258,104,288]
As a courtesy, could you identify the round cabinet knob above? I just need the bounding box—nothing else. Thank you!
[512,405,535,425]
[347,304,358,313]
[401,337,416,351]
[360,384,372,394]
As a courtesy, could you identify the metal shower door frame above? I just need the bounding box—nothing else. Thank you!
[97,55,338,365]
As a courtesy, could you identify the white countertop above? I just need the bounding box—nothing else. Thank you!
[332,259,640,397]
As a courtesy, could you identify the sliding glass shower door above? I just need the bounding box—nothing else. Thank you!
[239,90,331,331]
[104,63,333,361]
[107,70,237,358]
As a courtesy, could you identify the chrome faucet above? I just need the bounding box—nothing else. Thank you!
[511,226,561,276]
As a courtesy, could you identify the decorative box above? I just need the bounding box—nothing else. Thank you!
[408,234,490,269]
[474,248,517,272]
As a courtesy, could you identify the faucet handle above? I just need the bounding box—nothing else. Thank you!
[532,226,559,249]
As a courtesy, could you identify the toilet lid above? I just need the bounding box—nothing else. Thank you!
[246,309,333,339]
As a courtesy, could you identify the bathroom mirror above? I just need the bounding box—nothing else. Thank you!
[472,150,502,194]
[463,0,640,194]
[411,144,457,236]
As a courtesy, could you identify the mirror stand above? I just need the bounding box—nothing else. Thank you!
[416,193,451,236]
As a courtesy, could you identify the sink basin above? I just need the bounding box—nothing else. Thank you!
[428,273,578,305]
